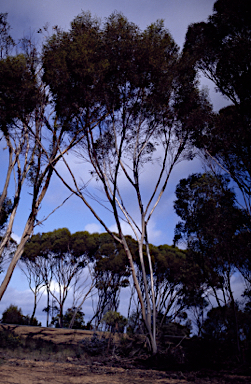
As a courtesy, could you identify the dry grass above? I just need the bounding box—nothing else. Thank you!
[0,323,125,344]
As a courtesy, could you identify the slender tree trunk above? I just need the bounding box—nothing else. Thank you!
[45,286,50,327]
[69,284,94,329]
[227,272,241,355]
[59,304,63,328]
[145,235,157,351]
[0,133,15,209]
[0,215,35,301]
[212,286,222,307]
[121,234,157,354]
[30,291,37,323]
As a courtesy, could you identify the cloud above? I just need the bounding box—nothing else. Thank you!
[84,223,102,234]
[0,285,34,317]
[11,233,21,244]
[231,273,246,301]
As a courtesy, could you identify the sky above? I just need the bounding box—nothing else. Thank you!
[3,0,214,46]
[0,0,234,326]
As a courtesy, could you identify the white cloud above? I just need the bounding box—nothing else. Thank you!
[84,223,102,234]
[11,233,21,244]
[45,279,65,295]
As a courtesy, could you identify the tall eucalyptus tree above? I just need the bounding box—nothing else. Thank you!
[183,0,251,214]
[43,12,211,352]
[0,13,106,301]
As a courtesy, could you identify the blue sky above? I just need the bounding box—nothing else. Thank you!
[0,0,233,325]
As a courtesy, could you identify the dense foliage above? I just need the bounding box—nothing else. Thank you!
[51,307,86,329]
[1,304,41,326]
[0,0,251,365]
[183,0,251,213]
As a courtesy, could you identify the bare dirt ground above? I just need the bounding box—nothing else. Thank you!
[1,357,249,384]
[0,358,188,384]
[0,325,250,384]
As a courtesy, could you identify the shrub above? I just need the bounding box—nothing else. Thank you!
[51,307,85,329]
[1,304,41,326]
[0,328,21,349]
[23,314,41,326]
[80,333,109,355]
[101,311,127,333]
[1,304,24,324]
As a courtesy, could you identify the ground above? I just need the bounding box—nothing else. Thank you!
[0,325,250,383]
[0,358,188,384]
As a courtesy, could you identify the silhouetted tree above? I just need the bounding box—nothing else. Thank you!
[183,0,251,214]
[43,11,211,353]
[174,172,248,352]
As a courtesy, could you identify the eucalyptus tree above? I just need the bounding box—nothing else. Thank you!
[0,195,12,233]
[43,229,87,327]
[0,38,41,298]
[0,195,14,275]
[90,232,131,326]
[23,228,95,327]
[132,243,189,324]
[43,12,211,352]
[174,173,245,305]
[0,13,14,58]
[174,172,248,351]
[20,255,45,323]
[23,232,56,326]
[0,13,109,301]
[183,0,251,214]
[150,245,192,325]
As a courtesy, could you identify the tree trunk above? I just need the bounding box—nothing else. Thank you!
[121,234,158,354]
[227,272,241,355]
[0,215,35,301]
[30,292,37,323]
[46,287,50,327]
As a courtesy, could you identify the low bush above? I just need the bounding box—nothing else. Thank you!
[79,333,109,356]
[0,327,22,349]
